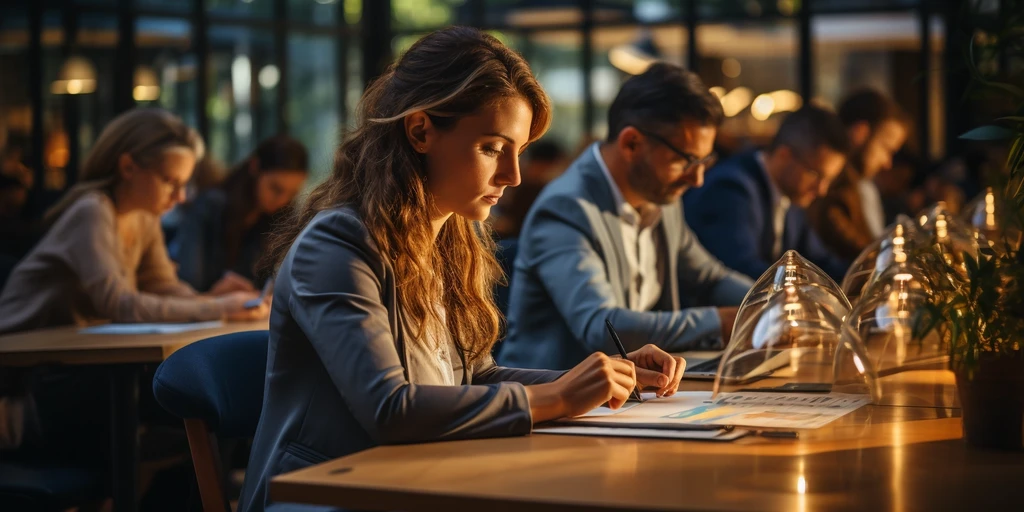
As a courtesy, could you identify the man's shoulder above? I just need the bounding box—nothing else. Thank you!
[689,154,763,204]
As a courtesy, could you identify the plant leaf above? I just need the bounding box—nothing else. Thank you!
[960,125,1018,140]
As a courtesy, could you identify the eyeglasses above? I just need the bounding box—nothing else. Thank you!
[634,127,718,174]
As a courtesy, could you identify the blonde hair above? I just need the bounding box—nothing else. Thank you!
[265,27,551,364]
[45,108,204,225]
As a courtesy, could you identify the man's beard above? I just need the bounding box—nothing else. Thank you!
[627,157,687,206]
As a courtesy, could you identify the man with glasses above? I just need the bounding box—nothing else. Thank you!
[500,63,753,371]
[684,105,851,282]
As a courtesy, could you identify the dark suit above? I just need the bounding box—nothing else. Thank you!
[683,151,848,282]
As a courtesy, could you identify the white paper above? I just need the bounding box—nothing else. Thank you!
[564,391,870,430]
[80,321,224,335]
[535,425,751,441]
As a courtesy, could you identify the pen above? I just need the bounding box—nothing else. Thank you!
[604,318,644,403]
[245,279,274,309]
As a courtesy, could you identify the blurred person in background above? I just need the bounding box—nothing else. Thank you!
[809,90,909,259]
[685,104,851,282]
[492,139,566,238]
[169,135,309,292]
[875,151,922,223]
[0,108,268,336]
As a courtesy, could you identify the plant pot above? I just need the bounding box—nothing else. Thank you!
[955,353,1024,451]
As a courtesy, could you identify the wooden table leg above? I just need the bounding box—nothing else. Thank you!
[109,366,140,512]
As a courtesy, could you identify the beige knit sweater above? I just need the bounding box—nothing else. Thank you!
[0,191,224,334]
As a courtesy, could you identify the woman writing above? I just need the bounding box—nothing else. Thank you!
[0,108,268,334]
[170,135,308,293]
[240,27,685,512]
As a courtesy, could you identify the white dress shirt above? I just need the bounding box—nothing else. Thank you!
[856,179,886,237]
[755,151,790,260]
[593,144,664,312]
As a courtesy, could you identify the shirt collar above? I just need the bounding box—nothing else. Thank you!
[755,150,790,211]
[593,143,663,229]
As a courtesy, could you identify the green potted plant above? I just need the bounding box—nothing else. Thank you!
[912,0,1024,450]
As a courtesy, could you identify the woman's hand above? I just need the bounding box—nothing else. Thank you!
[525,352,636,423]
[207,271,257,296]
[215,291,270,322]
[626,344,685,398]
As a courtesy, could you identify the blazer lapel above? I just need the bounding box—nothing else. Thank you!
[578,148,631,307]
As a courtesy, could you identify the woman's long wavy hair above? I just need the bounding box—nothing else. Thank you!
[44,108,204,226]
[264,27,551,364]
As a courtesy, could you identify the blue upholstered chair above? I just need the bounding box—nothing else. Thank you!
[152,330,269,512]
[0,462,103,511]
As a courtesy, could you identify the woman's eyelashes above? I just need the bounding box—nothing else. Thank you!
[481,144,503,157]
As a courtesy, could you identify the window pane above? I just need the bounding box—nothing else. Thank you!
[697,0,797,18]
[813,12,944,159]
[392,0,467,31]
[136,18,198,128]
[345,38,361,130]
[484,0,632,27]
[207,0,273,19]
[137,0,191,13]
[288,34,339,184]
[697,20,798,149]
[41,10,67,195]
[812,0,919,12]
[525,31,584,152]
[42,13,118,191]
[0,7,32,220]
[207,26,277,166]
[592,25,688,140]
[288,0,339,26]
[75,14,119,159]
[632,0,681,23]
[392,31,428,57]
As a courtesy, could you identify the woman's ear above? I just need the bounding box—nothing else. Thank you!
[404,111,435,154]
[117,153,136,181]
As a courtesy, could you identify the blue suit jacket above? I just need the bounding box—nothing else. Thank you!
[683,151,848,282]
[499,144,753,371]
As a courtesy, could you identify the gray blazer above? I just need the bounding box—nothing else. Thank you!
[239,207,563,512]
[500,144,753,371]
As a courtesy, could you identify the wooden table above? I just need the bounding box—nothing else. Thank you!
[0,320,268,512]
[269,371,1022,512]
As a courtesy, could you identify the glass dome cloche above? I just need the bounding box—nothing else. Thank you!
[714,251,878,401]
[916,202,981,278]
[845,253,948,379]
[713,282,880,401]
[731,250,851,343]
[840,215,922,307]
[961,187,1022,254]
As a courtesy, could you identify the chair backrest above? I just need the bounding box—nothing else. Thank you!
[152,330,269,512]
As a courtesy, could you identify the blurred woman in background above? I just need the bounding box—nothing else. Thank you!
[0,108,268,335]
[169,135,309,293]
